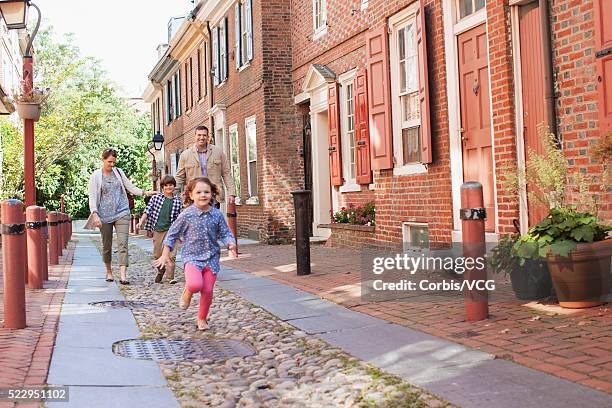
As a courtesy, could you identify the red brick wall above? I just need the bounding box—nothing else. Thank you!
[551,0,611,222]
[326,225,378,249]
[292,0,454,248]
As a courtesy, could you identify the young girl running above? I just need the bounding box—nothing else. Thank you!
[153,177,237,330]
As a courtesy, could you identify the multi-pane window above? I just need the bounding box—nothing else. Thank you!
[229,124,241,198]
[397,21,420,164]
[188,57,193,109]
[213,19,229,85]
[344,83,356,181]
[458,0,486,19]
[165,79,172,124]
[201,43,207,97]
[172,70,181,118]
[313,0,327,33]
[235,0,253,69]
[245,117,258,197]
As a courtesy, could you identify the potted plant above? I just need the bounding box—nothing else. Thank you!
[11,79,50,121]
[514,208,611,308]
[489,234,553,300]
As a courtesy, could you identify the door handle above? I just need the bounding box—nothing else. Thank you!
[328,146,337,152]
[357,140,366,146]
[596,47,612,59]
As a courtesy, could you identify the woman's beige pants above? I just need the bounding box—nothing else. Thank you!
[100,215,131,266]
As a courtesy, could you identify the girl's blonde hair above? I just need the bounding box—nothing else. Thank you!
[183,177,218,207]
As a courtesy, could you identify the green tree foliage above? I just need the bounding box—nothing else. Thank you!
[0,27,152,217]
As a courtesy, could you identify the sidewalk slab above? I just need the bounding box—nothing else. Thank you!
[48,386,178,408]
[217,264,612,408]
[47,236,179,408]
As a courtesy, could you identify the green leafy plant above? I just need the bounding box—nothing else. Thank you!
[331,202,375,226]
[514,207,611,261]
[488,234,521,275]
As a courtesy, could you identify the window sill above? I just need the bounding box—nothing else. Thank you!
[393,163,428,176]
[216,80,227,89]
[312,26,327,41]
[238,62,251,72]
[245,196,259,205]
[339,183,361,193]
[198,98,206,105]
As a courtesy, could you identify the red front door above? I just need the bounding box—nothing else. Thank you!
[519,2,549,226]
[458,24,495,232]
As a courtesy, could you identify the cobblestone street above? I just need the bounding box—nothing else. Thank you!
[115,239,451,407]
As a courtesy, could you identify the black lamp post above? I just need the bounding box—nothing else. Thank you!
[147,132,164,190]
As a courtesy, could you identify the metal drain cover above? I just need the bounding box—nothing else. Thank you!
[89,300,160,309]
[113,338,256,361]
[450,330,481,338]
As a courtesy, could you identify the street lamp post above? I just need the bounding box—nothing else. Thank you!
[147,132,164,191]
[0,0,42,207]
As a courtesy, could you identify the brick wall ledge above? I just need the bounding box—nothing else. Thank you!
[318,223,375,232]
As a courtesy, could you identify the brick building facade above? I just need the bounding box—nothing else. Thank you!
[146,0,611,249]
[145,0,302,243]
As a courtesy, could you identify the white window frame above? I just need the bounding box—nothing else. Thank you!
[456,0,486,21]
[338,69,360,193]
[245,115,258,201]
[228,123,241,200]
[219,19,227,83]
[389,4,427,176]
[402,222,430,252]
[312,0,327,39]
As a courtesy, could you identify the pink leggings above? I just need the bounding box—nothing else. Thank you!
[184,263,217,320]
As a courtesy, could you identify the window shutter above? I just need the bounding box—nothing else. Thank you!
[416,1,433,164]
[223,16,229,80]
[213,26,219,85]
[354,69,372,184]
[235,3,241,70]
[246,0,253,61]
[177,72,182,115]
[594,0,612,133]
[366,25,393,170]
[327,82,343,186]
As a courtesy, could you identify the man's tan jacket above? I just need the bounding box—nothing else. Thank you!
[175,144,236,202]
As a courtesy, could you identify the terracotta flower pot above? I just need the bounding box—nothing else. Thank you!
[546,239,612,308]
[16,102,41,121]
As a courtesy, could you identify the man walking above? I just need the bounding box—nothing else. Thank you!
[175,125,236,207]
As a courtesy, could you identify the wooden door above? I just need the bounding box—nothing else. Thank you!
[594,0,612,133]
[519,2,549,226]
[458,24,495,232]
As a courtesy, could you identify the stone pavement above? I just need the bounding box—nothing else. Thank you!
[221,244,612,395]
[0,242,74,408]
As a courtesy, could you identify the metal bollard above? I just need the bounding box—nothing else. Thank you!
[2,199,27,329]
[226,202,238,254]
[48,212,59,265]
[26,206,46,289]
[460,182,489,322]
[291,190,311,276]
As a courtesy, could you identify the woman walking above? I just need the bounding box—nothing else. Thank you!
[87,148,155,284]
[153,177,237,331]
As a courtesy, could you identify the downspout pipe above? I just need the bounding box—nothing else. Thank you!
[207,20,215,138]
[539,0,557,136]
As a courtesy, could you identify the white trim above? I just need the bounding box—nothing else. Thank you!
[339,69,358,189]
[294,92,310,104]
[245,115,258,198]
[511,4,529,234]
[228,123,241,199]
[312,0,327,38]
[402,222,430,251]
[389,3,422,170]
[393,163,428,176]
[454,8,486,34]
[339,184,361,193]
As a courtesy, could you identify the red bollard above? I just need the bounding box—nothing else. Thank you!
[26,206,45,289]
[42,209,49,281]
[56,213,64,256]
[62,213,68,249]
[134,214,140,235]
[2,199,27,329]
[460,182,489,322]
[130,215,135,234]
[48,212,59,265]
[227,202,238,254]
[68,215,72,242]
